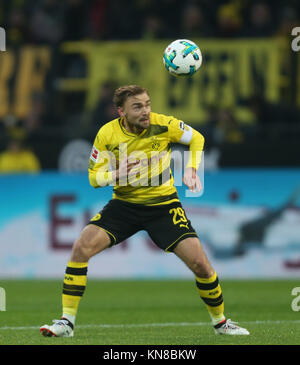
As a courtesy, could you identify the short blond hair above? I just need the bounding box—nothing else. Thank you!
[113,85,149,108]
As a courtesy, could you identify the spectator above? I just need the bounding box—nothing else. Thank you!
[138,0,183,39]
[30,0,64,44]
[106,0,142,40]
[276,6,299,37]
[181,2,211,38]
[248,94,300,126]
[2,114,27,142]
[246,94,300,141]
[6,7,30,46]
[92,82,118,128]
[215,3,242,38]
[242,2,275,37]
[63,0,89,41]
[210,108,244,145]
[142,14,166,40]
[0,138,41,174]
[88,0,109,40]
[24,93,59,133]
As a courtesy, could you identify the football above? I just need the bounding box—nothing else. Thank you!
[163,39,202,77]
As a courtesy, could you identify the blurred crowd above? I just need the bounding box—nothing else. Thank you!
[1,0,299,45]
[0,0,300,172]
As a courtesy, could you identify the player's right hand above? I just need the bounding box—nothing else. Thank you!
[183,167,202,193]
[116,157,139,180]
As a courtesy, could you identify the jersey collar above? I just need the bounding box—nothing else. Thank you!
[119,118,148,138]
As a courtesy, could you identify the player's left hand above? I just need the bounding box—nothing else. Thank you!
[183,167,202,193]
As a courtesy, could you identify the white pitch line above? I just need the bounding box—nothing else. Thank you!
[1,319,300,331]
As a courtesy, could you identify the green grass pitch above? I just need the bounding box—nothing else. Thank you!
[0,279,299,345]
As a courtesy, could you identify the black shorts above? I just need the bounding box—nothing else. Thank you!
[88,199,198,252]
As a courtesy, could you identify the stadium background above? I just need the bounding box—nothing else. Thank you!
[0,0,300,281]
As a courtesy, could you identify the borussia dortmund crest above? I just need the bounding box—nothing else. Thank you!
[151,137,160,151]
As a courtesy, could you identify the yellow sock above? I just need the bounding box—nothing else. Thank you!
[195,271,225,325]
[62,261,88,323]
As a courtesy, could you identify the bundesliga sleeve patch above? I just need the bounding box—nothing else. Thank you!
[90,146,99,163]
[179,121,185,131]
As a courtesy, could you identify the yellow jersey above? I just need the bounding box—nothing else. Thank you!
[89,112,204,205]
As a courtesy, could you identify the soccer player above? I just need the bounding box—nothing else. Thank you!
[40,85,249,337]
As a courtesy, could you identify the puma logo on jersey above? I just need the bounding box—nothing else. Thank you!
[209,290,220,296]
[64,276,74,281]
[179,223,189,229]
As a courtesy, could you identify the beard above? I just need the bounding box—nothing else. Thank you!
[125,113,150,133]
